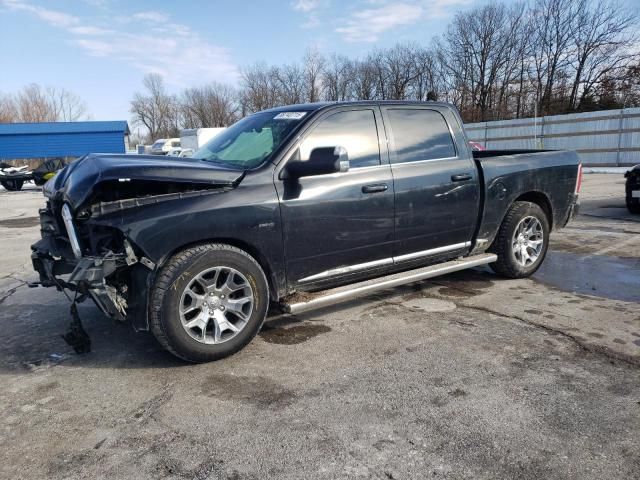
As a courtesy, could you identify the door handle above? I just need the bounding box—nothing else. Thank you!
[362,184,388,194]
[451,173,472,182]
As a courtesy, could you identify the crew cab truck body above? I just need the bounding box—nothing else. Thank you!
[31,101,581,362]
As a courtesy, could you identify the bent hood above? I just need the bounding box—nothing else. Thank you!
[45,153,245,209]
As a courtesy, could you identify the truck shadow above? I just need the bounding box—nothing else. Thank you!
[0,267,557,372]
[0,300,184,373]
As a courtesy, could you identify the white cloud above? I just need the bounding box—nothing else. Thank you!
[291,0,328,28]
[1,0,79,27]
[291,0,323,12]
[81,0,110,7]
[68,25,113,35]
[0,0,239,86]
[336,0,470,42]
[336,2,423,42]
[132,10,170,23]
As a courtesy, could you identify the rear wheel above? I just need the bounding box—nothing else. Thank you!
[149,244,269,362]
[489,201,550,278]
[1,180,24,191]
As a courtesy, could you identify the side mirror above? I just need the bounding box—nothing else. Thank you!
[285,146,349,179]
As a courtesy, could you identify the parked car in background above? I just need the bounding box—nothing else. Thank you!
[166,147,183,157]
[625,164,640,213]
[150,138,181,155]
[166,147,195,158]
[180,128,225,152]
[31,101,581,362]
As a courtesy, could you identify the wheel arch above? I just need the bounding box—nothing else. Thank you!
[512,191,554,230]
[156,237,281,302]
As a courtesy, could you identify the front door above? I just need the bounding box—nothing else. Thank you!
[275,107,395,287]
[381,106,480,262]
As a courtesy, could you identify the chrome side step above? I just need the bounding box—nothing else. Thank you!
[283,253,497,314]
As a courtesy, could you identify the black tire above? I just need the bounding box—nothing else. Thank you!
[489,201,550,279]
[626,197,640,214]
[1,180,24,191]
[149,243,269,362]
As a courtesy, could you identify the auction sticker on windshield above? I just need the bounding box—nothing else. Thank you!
[274,112,307,120]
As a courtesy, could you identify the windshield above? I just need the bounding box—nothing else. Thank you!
[152,140,165,148]
[191,111,307,169]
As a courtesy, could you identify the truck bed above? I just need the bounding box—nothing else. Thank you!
[471,149,581,250]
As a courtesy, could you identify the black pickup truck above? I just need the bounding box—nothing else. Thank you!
[31,101,581,362]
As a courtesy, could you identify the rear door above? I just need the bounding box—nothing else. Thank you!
[275,106,395,286]
[381,106,480,262]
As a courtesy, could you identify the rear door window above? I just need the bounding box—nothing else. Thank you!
[298,109,381,168]
[385,109,456,164]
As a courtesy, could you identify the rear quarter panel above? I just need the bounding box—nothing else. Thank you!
[475,150,580,247]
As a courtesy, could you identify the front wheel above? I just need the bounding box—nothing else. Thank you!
[149,244,269,362]
[1,179,24,191]
[489,201,550,279]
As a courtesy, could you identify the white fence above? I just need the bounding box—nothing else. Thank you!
[465,107,640,166]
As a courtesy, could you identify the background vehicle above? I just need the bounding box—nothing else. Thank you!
[0,163,32,191]
[469,141,485,151]
[180,128,225,151]
[625,165,640,213]
[150,138,180,155]
[31,101,580,362]
[0,159,67,191]
[166,147,183,157]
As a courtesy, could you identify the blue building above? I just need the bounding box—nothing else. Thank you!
[0,121,130,160]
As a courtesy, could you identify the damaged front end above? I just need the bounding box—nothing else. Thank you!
[31,153,244,340]
[31,198,155,325]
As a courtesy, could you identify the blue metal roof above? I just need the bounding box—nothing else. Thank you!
[0,120,130,136]
[0,121,130,159]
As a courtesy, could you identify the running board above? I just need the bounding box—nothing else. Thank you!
[283,253,497,314]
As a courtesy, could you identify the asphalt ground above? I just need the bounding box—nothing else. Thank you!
[0,174,638,479]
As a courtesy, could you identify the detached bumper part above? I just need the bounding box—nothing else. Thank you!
[61,203,82,258]
[31,250,128,321]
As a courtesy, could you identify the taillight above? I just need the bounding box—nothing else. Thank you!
[575,164,582,194]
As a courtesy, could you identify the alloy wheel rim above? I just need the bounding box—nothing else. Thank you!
[179,266,254,344]
[512,216,544,267]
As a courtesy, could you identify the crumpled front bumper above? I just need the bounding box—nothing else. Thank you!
[31,246,128,321]
[31,206,129,321]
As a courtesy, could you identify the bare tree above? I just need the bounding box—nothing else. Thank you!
[351,58,378,100]
[240,63,280,114]
[323,54,354,101]
[46,87,89,121]
[530,0,578,114]
[130,0,640,128]
[181,82,238,128]
[130,73,179,140]
[3,84,90,122]
[273,63,306,105]
[568,0,638,110]
[438,3,530,121]
[15,84,58,122]
[0,93,17,123]
[303,48,325,103]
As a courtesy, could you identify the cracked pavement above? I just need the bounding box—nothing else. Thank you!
[0,176,639,479]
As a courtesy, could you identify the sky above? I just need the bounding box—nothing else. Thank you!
[1,0,636,125]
